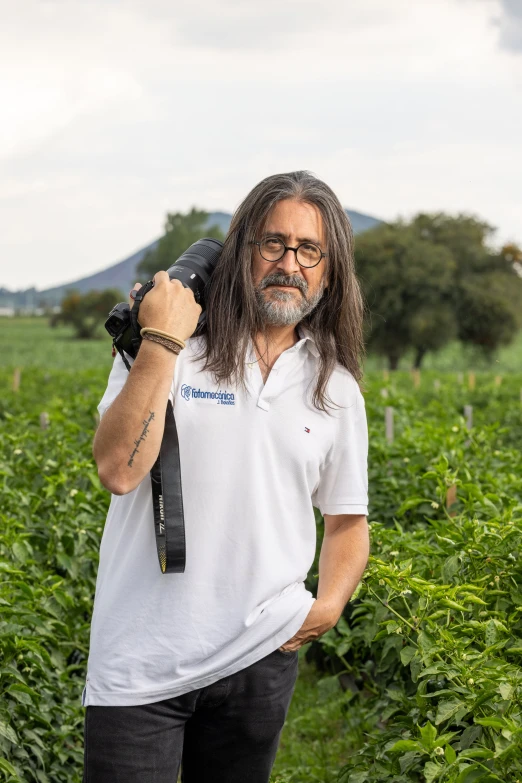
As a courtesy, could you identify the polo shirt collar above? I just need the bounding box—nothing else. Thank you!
[245,323,320,365]
[296,323,320,358]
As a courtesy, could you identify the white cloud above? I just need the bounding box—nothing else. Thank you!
[0,0,521,288]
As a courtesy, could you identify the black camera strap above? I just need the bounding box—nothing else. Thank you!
[150,400,186,573]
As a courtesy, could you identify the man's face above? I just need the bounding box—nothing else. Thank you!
[251,198,328,327]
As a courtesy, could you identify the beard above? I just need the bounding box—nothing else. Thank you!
[253,273,326,327]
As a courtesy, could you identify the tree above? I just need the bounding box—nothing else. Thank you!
[410,214,522,357]
[137,208,225,279]
[355,223,458,369]
[55,288,124,339]
[356,214,522,369]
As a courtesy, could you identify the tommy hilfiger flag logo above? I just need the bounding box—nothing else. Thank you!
[304,427,310,433]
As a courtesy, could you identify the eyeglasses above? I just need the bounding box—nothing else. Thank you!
[250,236,327,269]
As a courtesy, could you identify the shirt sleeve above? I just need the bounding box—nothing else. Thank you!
[97,353,132,419]
[311,381,369,517]
[97,352,175,419]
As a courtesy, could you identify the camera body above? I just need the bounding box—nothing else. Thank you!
[105,237,224,359]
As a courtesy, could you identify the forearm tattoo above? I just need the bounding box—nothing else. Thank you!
[128,411,155,467]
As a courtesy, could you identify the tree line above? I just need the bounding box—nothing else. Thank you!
[56,208,522,369]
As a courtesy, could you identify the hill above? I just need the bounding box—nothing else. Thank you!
[2,209,382,308]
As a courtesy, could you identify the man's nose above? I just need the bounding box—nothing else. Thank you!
[275,247,301,275]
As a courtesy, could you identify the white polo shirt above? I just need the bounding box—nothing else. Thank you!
[82,324,368,707]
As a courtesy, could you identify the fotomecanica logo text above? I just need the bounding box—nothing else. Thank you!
[181,384,235,405]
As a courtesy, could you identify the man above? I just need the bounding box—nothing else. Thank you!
[83,171,370,783]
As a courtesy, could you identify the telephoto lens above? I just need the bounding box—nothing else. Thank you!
[105,237,224,359]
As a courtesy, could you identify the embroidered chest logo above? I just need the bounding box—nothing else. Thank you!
[181,384,235,406]
[304,427,310,433]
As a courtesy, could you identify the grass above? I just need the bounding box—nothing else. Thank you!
[270,652,373,782]
[0,317,114,370]
[2,316,522,373]
[362,328,522,374]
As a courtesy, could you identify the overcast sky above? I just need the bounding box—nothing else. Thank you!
[1,0,521,290]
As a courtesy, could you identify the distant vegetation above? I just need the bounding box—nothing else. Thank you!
[356,213,522,370]
[52,288,124,340]
[2,206,522,372]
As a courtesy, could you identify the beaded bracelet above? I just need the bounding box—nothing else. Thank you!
[142,332,183,355]
[140,327,186,349]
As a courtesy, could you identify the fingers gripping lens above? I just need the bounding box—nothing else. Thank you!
[253,237,326,268]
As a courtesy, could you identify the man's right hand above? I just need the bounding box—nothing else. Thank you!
[130,271,203,342]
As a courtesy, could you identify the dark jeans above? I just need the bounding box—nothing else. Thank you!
[83,647,299,783]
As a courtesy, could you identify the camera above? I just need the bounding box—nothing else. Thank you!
[105,237,224,359]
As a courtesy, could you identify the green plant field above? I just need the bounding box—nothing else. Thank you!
[302,373,522,783]
[1,321,522,782]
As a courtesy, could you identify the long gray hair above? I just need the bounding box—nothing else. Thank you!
[193,170,366,413]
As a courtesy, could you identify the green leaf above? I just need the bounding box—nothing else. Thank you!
[410,655,423,683]
[459,749,494,759]
[420,663,454,678]
[11,541,30,564]
[87,470,102,490]
[345,773,367,783]
[474,717,506,729]
[400,646,417,665]
[435,699,463,726]
[442,555,460,582]
[389,739,423,753]
[498,682,513,700]
[23,729,45,749]
[460,725,482,750]
[396,497,433,516]
[385,686,404,702]
[335,615,350,636]
[423,761,441,783]
[0,720,18,745]
[0,758,17,776]
[418,630,438,651]
[456,765,487,783]
[399,750,422,774]
[419,720,437,751]
[445,744,457,763]
[472,689,498,711]
[7,683,39,704]
[53,589,74,610]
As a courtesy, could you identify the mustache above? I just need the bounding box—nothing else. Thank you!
[260,275,306,293]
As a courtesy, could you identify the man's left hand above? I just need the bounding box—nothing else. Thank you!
[278,597,340,653]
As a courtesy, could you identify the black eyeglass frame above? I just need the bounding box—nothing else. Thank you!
[250,237,328,269]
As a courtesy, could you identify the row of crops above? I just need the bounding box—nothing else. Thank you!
[1,368,522,782]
